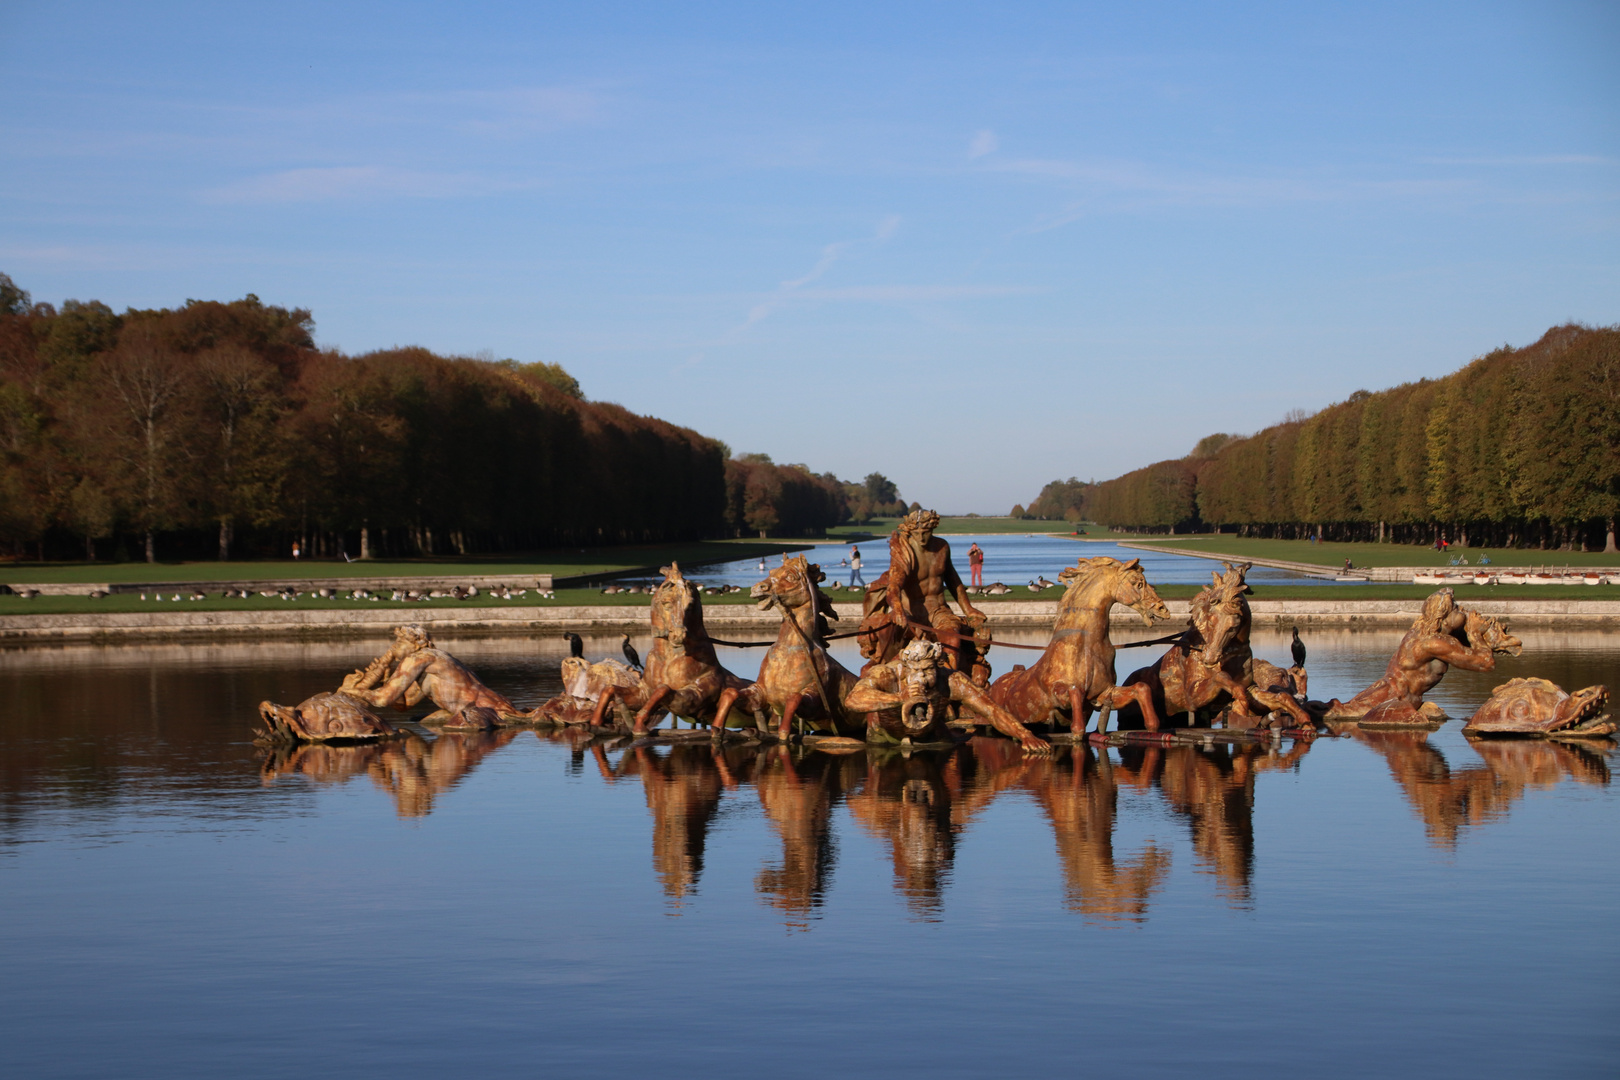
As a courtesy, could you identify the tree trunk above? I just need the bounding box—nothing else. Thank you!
[85,534,94,562]
[218,519,231,561]
[360,525,371,560]
[145,530,155,563]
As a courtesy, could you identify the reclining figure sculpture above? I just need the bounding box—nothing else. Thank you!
[340,623,533,728]
[1324,588,1522,725]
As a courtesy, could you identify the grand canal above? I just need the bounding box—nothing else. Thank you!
[3,628,1616,1078]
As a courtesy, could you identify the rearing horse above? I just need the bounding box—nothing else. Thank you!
[590,562,747,735]
[1118,562,1255,724]
[987,556,1171,736]
[709,555,862,739]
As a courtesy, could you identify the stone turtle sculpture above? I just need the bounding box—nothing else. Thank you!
[1463,679,1613,738]
[256,691,401,744]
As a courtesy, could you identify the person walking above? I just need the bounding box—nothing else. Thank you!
[968,542,984,587]
[849,545,864,588]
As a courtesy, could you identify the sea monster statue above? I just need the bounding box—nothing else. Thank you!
[1463,679,1613,738]
[843,639,1051,751]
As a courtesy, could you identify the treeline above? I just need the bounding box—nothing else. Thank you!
[1029,325,1620,551]
[722,458,906,538]
[0,276,728,560]
[1010,477,1091,522]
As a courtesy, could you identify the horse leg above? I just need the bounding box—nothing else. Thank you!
[1067,685,1092,738]
[709,687,741,732]
[778,693,809,741]
[588,686,620,728]
[633,685,675,736]
[1116,681,1162,732]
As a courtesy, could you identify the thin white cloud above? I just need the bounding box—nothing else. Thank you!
[986,156,1472,232]
[968,129,999,159]
[794,284,1040,301]
[738,215,901,330]
[1415,154,1612,167]
[441,87,604,136]
[200,166,516,204]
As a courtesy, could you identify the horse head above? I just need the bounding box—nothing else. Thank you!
[1059,556,1169,626]
[1190,562,1252,665]
[651,562,702,650]
[754,554,838,634]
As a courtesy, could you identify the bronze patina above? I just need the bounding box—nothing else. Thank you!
[1324,589,1522,725]
[709,555,862,739]
[255,691,401,743]
[1119,563,1313,730]
[844,639,1051,752]
[341,624,533,725]
[857,509,991,686]
[1463,679,1613,738]
[588,562,749,735]
[987,556,1171,736]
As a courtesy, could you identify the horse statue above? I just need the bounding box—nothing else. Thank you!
[1118,562,1314,729]
[589,562,748,735]
[987,556,1171,736]
[709,555,862,740]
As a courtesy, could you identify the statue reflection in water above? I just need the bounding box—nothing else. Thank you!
[260,729,520,817]
[262,726,1611,922]
[1348,728,1611,848]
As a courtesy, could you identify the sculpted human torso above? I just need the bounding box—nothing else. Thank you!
[888,527,982,629]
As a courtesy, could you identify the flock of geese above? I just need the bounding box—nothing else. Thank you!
[11,573,1071,604]
[114,584,557,603]
[597,577,1063,597]
[600,582,746,596]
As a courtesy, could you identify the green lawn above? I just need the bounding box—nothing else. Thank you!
[0,540,808,586]
[1124,535,1620,569]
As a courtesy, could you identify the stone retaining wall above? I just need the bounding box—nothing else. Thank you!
[1,597,1615,646]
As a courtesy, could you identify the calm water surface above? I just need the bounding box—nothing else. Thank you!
[643,533,1347,590]
[2,628,1616,1079]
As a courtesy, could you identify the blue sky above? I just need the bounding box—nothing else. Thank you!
[3,1,1616,512]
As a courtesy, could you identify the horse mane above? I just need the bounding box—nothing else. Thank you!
[1057,556,1135,593]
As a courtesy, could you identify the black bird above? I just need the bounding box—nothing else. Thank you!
[565,632,584,659]
[621,634,642,671]
[1290,626,1307,669]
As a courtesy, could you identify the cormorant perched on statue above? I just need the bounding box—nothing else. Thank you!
[621,634,642,671]
[1291,626,1307,668]
[564,632,583,659]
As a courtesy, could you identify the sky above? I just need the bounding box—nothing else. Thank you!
[2,1,1617,513]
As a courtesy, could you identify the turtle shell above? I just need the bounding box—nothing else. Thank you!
[1464,678,1602,735]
